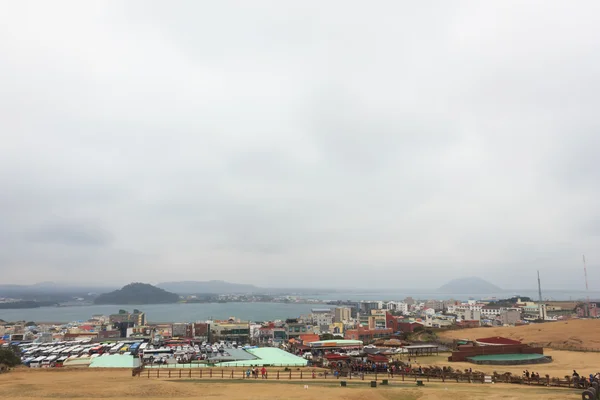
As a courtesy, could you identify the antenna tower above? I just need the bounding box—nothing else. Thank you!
[537,270,543,304]
[583,255,591,317]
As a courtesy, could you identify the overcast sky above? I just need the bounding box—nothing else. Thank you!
[1,1,599,290]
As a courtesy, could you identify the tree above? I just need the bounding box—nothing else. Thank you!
[25,321,36,327]
[118,309,128,314]
[413,325,424,333]
[0,347,20,367]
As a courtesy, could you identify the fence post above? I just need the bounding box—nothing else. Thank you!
[168,370,171,378]
[189,369,191,378]
[300,371,303,379]
[179,370,181,378]
[231,370,234,379]
[157,370,160,378]
[375,372,378,381]
[277,371,279,380]
[221,370,224,378]
[200,369,202,378]
[210,370,212,378]
[147,370,150,379]
[289,371,292,379]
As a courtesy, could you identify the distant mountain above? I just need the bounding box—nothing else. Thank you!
[157,280,260,294]
[438,277,503,294]
[94,283,180,305]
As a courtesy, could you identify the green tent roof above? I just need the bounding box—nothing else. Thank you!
[89,355,141,368]
[217,348,307,367]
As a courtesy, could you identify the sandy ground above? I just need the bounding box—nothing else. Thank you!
[0,368,581,400]
[438,319,600,348]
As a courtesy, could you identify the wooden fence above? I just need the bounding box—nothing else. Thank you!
[133,367,587,390]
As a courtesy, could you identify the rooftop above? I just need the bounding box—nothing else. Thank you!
[89,354,141,368]
[307,340,363,348]
[476,336,522,345]
[217,348,307,367]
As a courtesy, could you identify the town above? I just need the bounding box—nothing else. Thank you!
[2,295,597,364]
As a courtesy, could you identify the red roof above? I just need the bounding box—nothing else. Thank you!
[325,354,350,360]
[367,354,389,362]
[476,336,521,345]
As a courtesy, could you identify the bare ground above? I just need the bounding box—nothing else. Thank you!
[438,319,600,349]
[0,368,581,400]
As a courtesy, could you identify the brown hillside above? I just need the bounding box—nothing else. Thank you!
[438,319,600,349]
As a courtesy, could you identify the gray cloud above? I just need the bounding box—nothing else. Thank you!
[1,1,599,289]
[27,222,113,247]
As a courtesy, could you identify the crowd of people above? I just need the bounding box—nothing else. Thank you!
[571,370,600,387]
[328,359,442,377]
[245,366,268,379]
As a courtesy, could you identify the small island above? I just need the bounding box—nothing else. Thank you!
[93,283,180,305]
[437,277,502,294]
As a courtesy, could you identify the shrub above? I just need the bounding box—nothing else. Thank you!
[0,348,20,367]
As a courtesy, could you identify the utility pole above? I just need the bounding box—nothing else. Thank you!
[537,270,543,304]
[583,255,590,317]
[537,271,545,320]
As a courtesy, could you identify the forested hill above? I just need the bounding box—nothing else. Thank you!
[94,283,180,305]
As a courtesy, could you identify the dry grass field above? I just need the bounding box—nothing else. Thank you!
[0,368,581,400]
[438,319,600,348]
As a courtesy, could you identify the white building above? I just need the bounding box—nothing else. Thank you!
[425,314,455,328]
[481,306,506,318]
[385,301,409,314]
[423,308,436,317]
[448,301,484,315]
[311,309,333,326]
[456,309,481,323]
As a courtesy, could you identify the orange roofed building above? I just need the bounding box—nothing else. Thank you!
[345,327,393,343]
[299,334,320,344]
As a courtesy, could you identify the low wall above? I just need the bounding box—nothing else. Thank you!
[449,344,544,362]
[466,356,553,366]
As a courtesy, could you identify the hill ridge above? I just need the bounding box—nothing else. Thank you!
[94,282,180,305]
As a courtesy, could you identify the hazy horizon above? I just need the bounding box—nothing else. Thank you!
[1,277,596,293]
[1,1,599,290]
